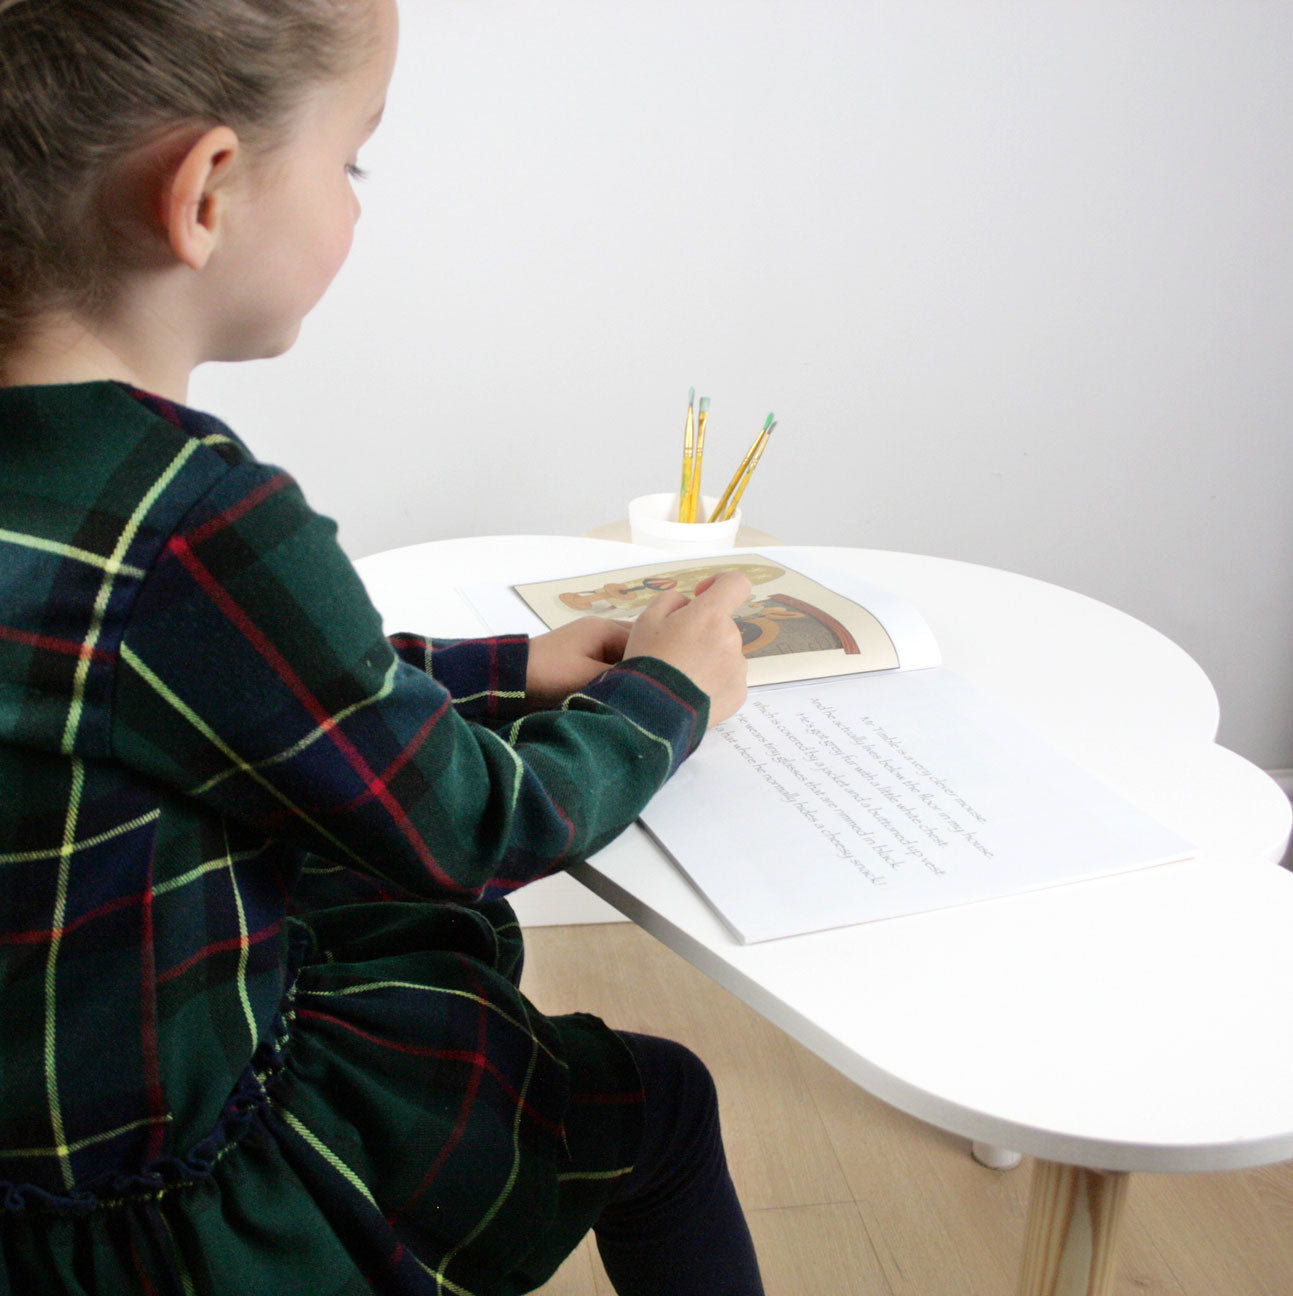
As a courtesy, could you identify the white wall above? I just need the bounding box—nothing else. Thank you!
[191,0,1293,774]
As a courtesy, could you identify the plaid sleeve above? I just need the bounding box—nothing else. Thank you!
[111,459,708,901]
[386,632,530,727]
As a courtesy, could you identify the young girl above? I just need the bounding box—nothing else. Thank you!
[0,2,765,1293]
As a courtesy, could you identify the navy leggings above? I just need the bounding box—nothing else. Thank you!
[592,1032,766,1296]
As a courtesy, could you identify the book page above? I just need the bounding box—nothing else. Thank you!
[495,551,939,686]
[639,669,1193,942]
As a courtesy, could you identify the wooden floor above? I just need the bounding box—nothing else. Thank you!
[520,923,1293,1296]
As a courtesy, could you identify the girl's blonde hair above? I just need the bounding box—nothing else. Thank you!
[0,0,373,357]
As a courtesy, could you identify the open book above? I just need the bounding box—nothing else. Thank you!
[468,551,1193,943]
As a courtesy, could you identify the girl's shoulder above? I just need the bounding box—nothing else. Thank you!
[1,378,254,474]
[0,382,270,760]
[0,380,261,546]
[0,379,251,463]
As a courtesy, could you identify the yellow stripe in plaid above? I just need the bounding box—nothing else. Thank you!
[220,822,258,1051]
[159,1210,200,1296]
[436,1025,542,1288]
[0,526,147,580]
[44,758,84,1191]
[191,656,403,796]
[0,1112,172,1160]
[410,1251,481,1296]
[450,688,526,709]
[120,644,371,871]
[0,808,160,866]
[152,845,263,897]
[60,439,201,754]
[274,1104,379,1208]
[564,690,678,763]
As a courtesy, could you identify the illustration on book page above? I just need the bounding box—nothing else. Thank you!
[514,554,901,687]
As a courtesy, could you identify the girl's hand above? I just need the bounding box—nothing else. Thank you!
[623,570,751,727]
[525,617,631,710]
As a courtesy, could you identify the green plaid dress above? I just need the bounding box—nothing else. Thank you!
[0,382,709,1295]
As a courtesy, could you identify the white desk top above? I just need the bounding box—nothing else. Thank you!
[356,537,1293,1174]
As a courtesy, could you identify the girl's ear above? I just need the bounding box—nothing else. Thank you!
[163,126,242,271]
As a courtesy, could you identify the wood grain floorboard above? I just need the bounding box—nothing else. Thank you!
[521,924,1293,1295]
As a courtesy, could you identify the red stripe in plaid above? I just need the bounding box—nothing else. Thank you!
[126,386,184,430]
[612,665,702,730]
[294,1006,561,1136]
[166,534,469,894]
[391,975,491,1219]
[127,1234,164,1296]
[342,693,452,814]
[487,638,502,721]
[0,893,145,945]
[0,624,117,663]
[156,921,283,985]
[180,471,291,548]
[139,860,167,1162]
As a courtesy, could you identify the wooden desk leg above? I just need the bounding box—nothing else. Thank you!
[1015,1160,1130,1296]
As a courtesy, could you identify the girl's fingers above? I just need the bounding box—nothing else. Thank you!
[636,589,691,622]
[691,570,753,616]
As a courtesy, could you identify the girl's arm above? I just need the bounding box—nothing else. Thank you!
[112,460,708,902]
[386,631,531,727]
[389,618,638,724]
